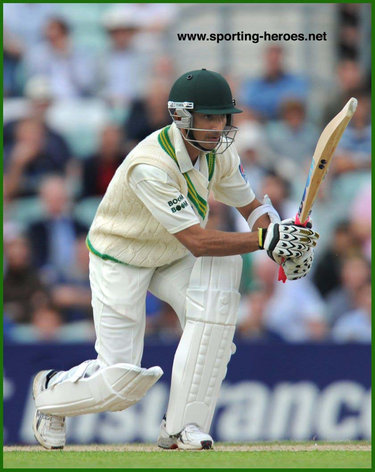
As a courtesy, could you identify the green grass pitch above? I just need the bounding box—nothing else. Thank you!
[3,442,371,469]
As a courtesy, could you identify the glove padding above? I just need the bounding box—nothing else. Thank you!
[261,222,319,263]
[281,247,314,280]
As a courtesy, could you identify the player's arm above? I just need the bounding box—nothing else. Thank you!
[174,221,317,259]
[129,164,317,261]
[174,223,261,257]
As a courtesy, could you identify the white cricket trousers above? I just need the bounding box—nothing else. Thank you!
[89,252,196,367]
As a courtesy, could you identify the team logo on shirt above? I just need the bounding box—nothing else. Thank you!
[239,162,248,182]
[168,194,189,213]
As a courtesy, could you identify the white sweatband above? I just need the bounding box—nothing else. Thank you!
[247,194,281,231]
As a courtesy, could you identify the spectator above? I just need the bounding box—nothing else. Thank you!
[4,76,72,186]
[81,124,125,199]
[233,170,295,234]
[237,288,282,342]
[24,17,95,99]
[265,99,320,184]
[325,254,371,326]
[9,304,96,343]
[260,171,296,220]
[3,235,50,324]
[126,3,178,55]
[332,282,371,343]
[125,78,171,145]
[50,236,91,322]
[322,59,366,125]
[240,44,309,121]
[313,220,359,297]
[3,3,57,96]
[349,180,371,260]
[337,4,363,60]
[238,253,327,342]
[148,303,182,342]
[332,93,371,177]
[4,117,71,199]
[98,5,149,107]
[234,118,272,197]
[27,175,88,280]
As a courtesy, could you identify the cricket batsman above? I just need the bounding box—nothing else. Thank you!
[32,69,318,450]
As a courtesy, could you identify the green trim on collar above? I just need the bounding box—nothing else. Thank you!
[206,151,216,181]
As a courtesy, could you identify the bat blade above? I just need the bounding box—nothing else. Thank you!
[278,97,357,283]
[297,97,357,223]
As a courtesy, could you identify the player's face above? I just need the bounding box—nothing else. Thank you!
[192,113,227,150]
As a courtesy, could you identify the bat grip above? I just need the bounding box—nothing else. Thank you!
[277,214,309,283]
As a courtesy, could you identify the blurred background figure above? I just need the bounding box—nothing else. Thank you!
[237,253,327,343]
[312,220,359,298]
[322,59,367,124]
[26,175,88,281]
[3,235,50,325]
[265,98,320,189]
[332,282,371,343]
[124,78,171,146]
[126,3,178,55]
[3,3,58,97]
[3,75,72,201]
[80,123,125,199]
[234,115,271,197]
[233,171,295,233]
[98,5,148,108]
[349,180,371,261]
[336,4,364,61]
[237,288,281,342]
[8,303,95,343]
[146,302,182,342]
[325,254,371,327]
[10,304,64,343]
[331,92,371,177]
[240,44,309,121]
[24,17,96,99]
[3,116,71,200]
[50,236,92,323]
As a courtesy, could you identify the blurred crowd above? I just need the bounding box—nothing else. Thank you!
[3,4,371,345]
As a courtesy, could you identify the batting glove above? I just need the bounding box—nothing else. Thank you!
[258,222,319,264]
[281,248,314,280]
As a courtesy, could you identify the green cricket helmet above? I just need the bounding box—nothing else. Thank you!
[168,68,242,153]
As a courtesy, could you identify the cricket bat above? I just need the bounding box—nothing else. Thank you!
[278,96,358,282]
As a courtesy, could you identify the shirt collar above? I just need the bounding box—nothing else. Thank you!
[169,122,200,174]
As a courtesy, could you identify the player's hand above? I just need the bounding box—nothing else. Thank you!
[281,217,313,229]
[281,248,314,280]
[258,222,319,263]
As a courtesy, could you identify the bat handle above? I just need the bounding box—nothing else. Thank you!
[277,214,309,283]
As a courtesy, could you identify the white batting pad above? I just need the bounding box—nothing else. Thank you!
[165,255,242,434]
[35,362,163,416]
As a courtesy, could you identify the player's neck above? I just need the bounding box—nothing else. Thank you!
[184,138,200,164]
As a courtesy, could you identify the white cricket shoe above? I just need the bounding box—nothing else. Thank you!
[32,370,66,450]
[157,418,179,449]
[157,419,214,450]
